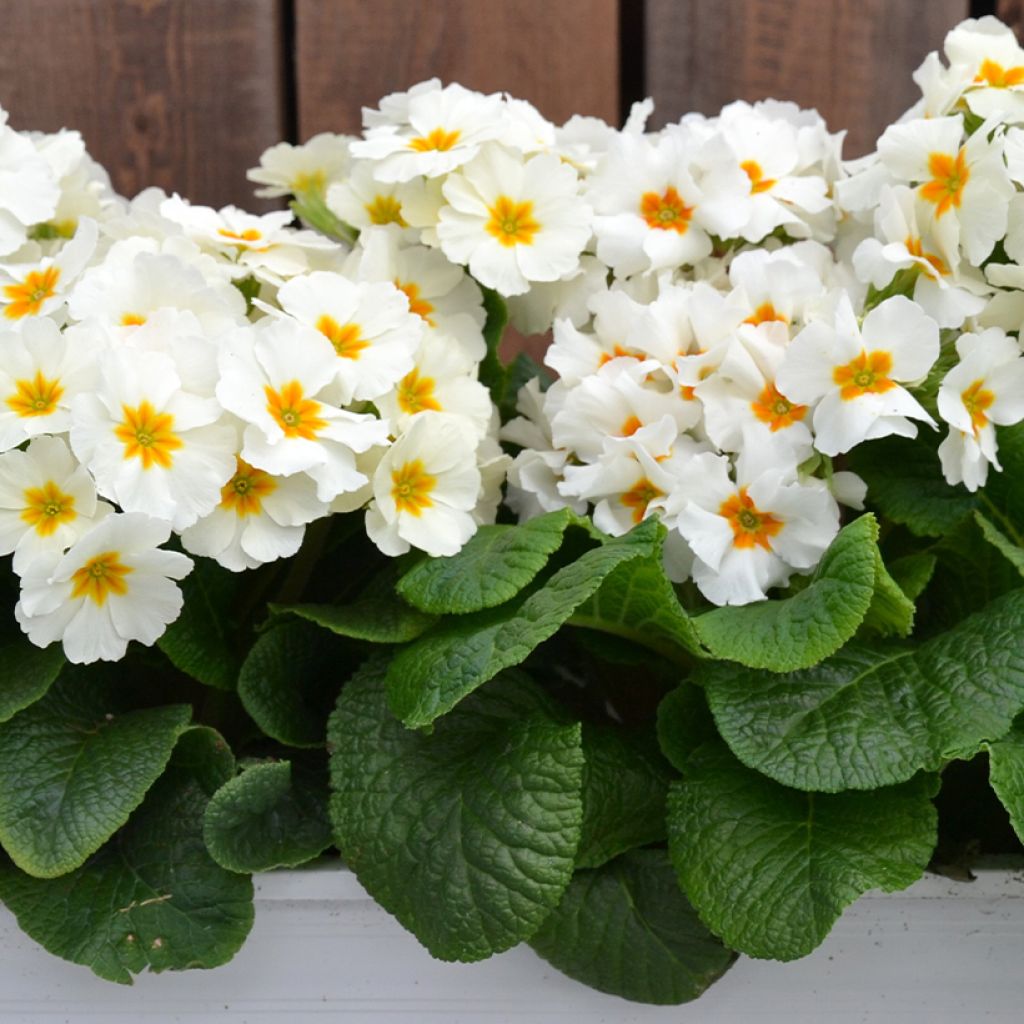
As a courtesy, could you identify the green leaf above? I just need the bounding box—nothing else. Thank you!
[987,722,1024,845]
[703,588,1024,792]
[238,620,352,748]
[396,509,576,614]
[328,659,584,961]
[273,593,437,643]
[0,673,191,877]
[667,743,937,961]
[478,287,511,412]
[576,724,672,870]
[290,190,357,245]
[387,519,660,728]
[887,552,938,603]
[656,684,716,775]
[0,726,253,984]
[569,546,702,661]
[692,515,878,672]
[203,759,331,873]
[0,638,63,723]
[859,550,917,639]
[529,849,735,1005]
[849,433,978,537]
[975,510,1024,577]
[158,558,242,691]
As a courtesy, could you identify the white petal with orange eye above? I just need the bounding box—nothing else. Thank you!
[877,116,964,184]
[860,295,940,382]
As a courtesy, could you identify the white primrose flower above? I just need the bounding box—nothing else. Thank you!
[352,81,505,183]
[365,411,482,557]
[668,453,841,606]
[15,512,192,665]
[776,295,939,456]
[937,328,1024,491]
[70,348,237,531]
[0,316,99,450]
[180,455,327,571]
[728,244,831,328]
[585,128,747,277]
[0,111,60,255]
[216,318,389,502]
[248,132,354,198]
[273,270,424,404]
[876,114,1014,266]
[944,16,1024,121]
[326,161,411,233]
[0,435,111,574]
[0,217,98,320]
[436,144,592,297]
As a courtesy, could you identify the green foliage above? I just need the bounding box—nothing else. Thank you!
[328,659,584,961]
[693,515,879,671]
[667,743,938,961]
[702,588,1024,791]
[987,722,1024,845]
[0,672,191,877]
[0,727,253,984]
[0,638,64,723]
[203,759,331,873]
[529,850,735,1005]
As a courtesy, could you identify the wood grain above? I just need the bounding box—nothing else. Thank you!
[0,0,287,210]
[295,0,620,139]
[997,0,1024,39]
[645,0,971,157]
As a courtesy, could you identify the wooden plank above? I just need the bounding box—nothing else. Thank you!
[295,0,620,139]
[0,0,287,210]
[645,0,971,157]
[997,0,1024,39]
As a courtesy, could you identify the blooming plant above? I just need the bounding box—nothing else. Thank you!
[3,13,1024,1008]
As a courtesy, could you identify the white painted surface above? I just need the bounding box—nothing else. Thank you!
[1,865,1022,1023]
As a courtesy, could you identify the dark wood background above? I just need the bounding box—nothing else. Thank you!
[0,0,1003,211]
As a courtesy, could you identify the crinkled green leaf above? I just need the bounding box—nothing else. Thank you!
[987,722,1024,845]
[888,552,937,603]
[529,849,734,1005]
[203,759,331,873]
[975,510,1024,577]
[859,550,917,639]
[328,659,584,961]
[478,287,512,414]
[158,558,242,690]
[0,673,191,877]
[703,588,1024,792]
[273,592,437,644]
[238,620,352,748]
[397,509,577,614]
[576,724,672,870]
[0,726,252,984]
[387,518,660,728]
[656,684,716,775]
[692,515,878,672]
[849,433,978,537]
[667,743,937,961]
[0,638,63,723]
[570,547,702,661]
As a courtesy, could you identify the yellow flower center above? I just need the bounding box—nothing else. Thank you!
[751,383,808,432]
[397,369,442,415]
[485,196,540,247]
[640,187,694,233]
[407,127,461,152]
[217,227,263,243]
[6,370,64,419]
[961,378,996,435]
[114,401,183,470]
[621,478,663,524]
[3,266,61,319]
[20,480,76,537]
[391,459,436,516]
[292,170,326,194]
[920,149,969,217]
[720,488,784,551]
[904,237,949,279]
[265,381,327,440]
[121,312,148,327]
[220,457,276,517]
[740,160,777,194]
[366,194,407,226]
[744,302,788,326]
[833,350,896,401]
[70,551,133,606]
[976,58,1024,88]
[316,314,369,359]
[395,280,435,326]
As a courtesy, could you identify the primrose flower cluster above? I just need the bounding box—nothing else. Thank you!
[0,110,504,664]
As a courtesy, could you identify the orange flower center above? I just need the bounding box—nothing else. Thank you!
[366,195,407,226]
[961,378,996,435]
[397,369,442,415]
[621,478,663,524]
[751,383,808,431]
[391,459,436,515]
[620,415,643,437]
[3,266,61,319]
[396,280,436,326]
[317,314,369,360]
[904,237,949,278]
[20,480,76,537]
[720,488,784,550]
[919,149,969,217]
[121,312,148,326]
[6,370,64,418]
[220,457,276,517]
[640,187,693,233]
[114,401,183,470]
[744,302,788,326]
[408,127,461,152]
[976,58,1024,88]
[70,551,132,606]
[833,350,895,401]
[485,196,540,247]
[265,381,327,440]
[740,160,777,194]
[218,227,263,243]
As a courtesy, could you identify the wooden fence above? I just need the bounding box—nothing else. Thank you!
[0,0,1010,211]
